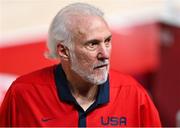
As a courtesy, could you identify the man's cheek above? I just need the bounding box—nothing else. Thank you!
[79,56,94,65]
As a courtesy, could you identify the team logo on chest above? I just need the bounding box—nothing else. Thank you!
[100,116,127,126]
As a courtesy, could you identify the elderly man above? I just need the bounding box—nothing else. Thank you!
[0,3,161,127]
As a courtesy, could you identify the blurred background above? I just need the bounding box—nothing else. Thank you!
[0,0,180,126]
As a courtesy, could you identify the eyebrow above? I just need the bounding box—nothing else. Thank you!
[85,34,112,44]
[105,35,112,41]
[85,39,100,45]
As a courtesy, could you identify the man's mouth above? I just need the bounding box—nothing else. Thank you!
[94,64,108,69]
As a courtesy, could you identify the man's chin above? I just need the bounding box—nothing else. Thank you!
[71,66,108,85]
[93,72,108,84]
[88,75,108,85]
[96,80,107,85]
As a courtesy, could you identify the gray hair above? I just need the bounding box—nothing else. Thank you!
[46,2,104,59]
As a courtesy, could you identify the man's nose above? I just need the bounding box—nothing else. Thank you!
[97,43,110,60]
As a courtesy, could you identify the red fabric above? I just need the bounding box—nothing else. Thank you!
[0,65,161,127]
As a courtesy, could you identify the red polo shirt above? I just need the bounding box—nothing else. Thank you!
[0,64,161,127]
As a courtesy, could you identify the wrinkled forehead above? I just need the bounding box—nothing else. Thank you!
[69,15,110,42]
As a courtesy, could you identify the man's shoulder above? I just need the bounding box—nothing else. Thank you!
[2,65,58,111]
[15,65,56,83]
[109,69,138,86]
[109,69,149,100]
[109,69,146,92]
[10,65,57,92]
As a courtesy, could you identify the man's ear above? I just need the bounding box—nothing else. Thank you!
[57,43,69,60]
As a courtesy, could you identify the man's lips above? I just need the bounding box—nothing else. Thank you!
[94,64,108,69]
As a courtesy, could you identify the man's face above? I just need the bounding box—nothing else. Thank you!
[69,16,112,85]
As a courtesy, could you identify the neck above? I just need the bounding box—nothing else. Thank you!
[68,81,98,101]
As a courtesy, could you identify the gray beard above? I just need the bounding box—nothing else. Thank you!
[70,52,109,85]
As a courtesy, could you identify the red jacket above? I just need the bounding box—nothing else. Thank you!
[0,64,161,127]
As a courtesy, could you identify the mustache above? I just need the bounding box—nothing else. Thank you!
[93,60,109,69]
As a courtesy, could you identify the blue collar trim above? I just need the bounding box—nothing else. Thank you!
[54,64,109,111]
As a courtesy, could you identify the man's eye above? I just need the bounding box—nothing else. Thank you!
[86,42,98,50]
[89,42,98,47]
[105,37,111,46]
